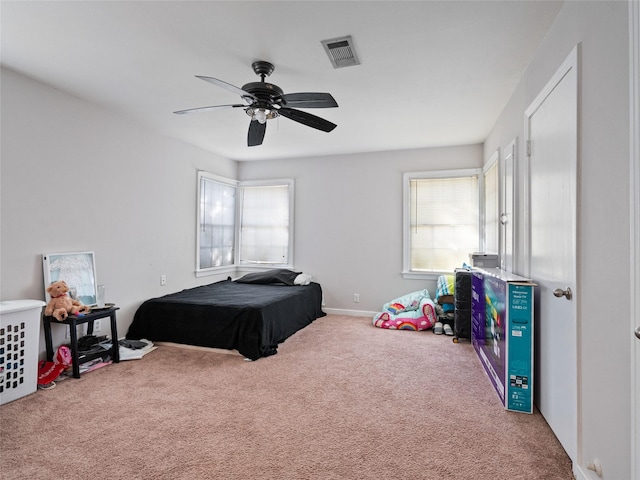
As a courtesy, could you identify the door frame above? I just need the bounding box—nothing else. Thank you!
[523,44,580,465]
[629,1,639,478]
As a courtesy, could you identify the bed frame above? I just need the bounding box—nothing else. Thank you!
[126,278,325,360]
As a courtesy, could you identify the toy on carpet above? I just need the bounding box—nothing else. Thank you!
[373,289,437,331]
[37,345,72,389]
[44,280,90,321]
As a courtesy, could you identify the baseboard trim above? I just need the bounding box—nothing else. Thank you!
[573,463,588,480]
[323,308,377,318]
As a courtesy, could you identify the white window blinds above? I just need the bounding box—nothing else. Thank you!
[239,184,291,265]
[409,174,479,272]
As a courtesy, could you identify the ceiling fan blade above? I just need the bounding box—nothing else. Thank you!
[281,92,338,108]
[173,104,246,115]
[248,120,267,147]
[277,107,337,132]
[196,76,257,103]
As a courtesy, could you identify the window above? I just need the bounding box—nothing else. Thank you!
[197,172,294,276]
[483,155,499,254]
[238,180,294,266]
[403,169,481,277]
[197,172,237,272]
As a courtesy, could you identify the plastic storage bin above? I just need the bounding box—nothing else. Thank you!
[0,300,45,405]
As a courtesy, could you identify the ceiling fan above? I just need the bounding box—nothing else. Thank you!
[174,60,338,147]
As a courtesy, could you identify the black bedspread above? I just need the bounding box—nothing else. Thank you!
[126,279,325,360]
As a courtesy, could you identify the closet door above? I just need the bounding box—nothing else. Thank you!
[525,46,578,463]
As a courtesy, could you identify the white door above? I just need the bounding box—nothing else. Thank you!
[500,140,516,272]
[525,47,578,462]
[631,2,640,477]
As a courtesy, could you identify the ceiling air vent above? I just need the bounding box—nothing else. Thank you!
[321,36,360,68]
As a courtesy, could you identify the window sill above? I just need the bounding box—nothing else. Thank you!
[195,266,237,278]
[402,270,455,281]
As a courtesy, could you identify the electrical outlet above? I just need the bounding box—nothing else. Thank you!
[160,274,167,286]
[93,319,102,334]
[353,293,360,303]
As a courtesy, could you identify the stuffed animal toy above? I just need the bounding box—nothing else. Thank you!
[45,280,90,321]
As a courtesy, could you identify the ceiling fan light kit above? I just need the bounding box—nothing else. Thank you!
[174,60,338,147]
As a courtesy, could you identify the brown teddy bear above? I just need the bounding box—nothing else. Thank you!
[45,280,90,321]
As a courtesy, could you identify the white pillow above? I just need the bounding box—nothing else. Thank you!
[294,273,312,285]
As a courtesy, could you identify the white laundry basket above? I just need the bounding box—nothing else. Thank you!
[0,300,45,405]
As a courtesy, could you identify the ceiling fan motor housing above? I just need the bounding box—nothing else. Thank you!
[242,81,283,119]
[241,82,283,99]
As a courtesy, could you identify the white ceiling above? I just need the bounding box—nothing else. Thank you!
[1,1,563,162]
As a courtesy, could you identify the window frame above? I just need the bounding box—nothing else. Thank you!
[402,168,483,280]
[483,150,500,255]
[196,172,295,278]
[196,171,239,278]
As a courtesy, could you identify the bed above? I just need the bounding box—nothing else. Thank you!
[126,270,325,360]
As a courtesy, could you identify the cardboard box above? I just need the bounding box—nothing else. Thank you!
[471,268,535,413]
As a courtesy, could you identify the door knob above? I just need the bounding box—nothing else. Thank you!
[553,287,572,300]
[635,326,640,340]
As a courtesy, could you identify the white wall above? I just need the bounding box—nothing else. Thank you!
[1,65,481,346]
[0,67,237,356]
[238,145,482,313]
[484,2,631,479]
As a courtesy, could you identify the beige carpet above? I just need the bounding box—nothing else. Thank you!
[0,315,573,479]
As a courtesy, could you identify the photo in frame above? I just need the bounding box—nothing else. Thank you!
[43,251,98,306]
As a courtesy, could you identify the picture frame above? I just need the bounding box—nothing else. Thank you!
[42,251,98,306]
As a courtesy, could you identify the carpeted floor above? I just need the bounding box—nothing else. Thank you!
[0,315,573,479]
